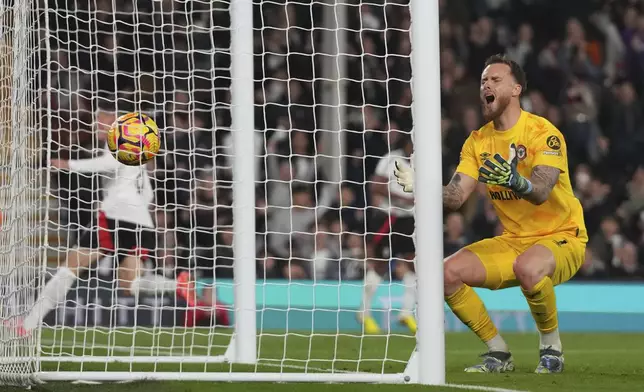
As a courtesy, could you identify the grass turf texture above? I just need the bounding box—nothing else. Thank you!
[5,329,643,392]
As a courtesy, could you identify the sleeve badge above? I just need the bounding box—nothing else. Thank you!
[546,135,561,150]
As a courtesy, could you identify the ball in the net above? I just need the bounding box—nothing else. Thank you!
[107,112,160,166]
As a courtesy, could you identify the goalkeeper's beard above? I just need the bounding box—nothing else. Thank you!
[482,94,511,123]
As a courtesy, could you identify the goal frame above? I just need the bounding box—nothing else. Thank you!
[23,0,445,386]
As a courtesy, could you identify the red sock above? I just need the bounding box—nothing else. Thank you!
[215,301,230,326]
[186,301,230,327]
[185,307,210,328]
[184,308,196,328]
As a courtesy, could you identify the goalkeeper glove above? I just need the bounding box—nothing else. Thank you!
[478,143,532,195]
[394,160,414,193]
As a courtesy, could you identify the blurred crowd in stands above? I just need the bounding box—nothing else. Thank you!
[44,0,644,283]
[437,0,644,280]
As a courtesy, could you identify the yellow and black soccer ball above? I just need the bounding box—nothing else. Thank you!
[107,112,160,166]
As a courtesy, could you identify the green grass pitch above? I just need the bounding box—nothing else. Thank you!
[5,328,644,392]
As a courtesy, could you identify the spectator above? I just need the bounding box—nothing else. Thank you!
[267,184,316,278]
[590,8,625,84]
[617,166,644,225]
[442,106,476,178]
[581,175,616,237]
[609,241,642,279]
[562,75,604,168]
[605,81,644,172]
[536,40,567,103]
[467,17,504,78]
[470,186,500,242]
[439,19,468,61]
[576,248,606,280]
[257,251,279,280]
[330,232,365,281]
[523,90,549,118]
[589,216,623,275]
[622,8,644,92]
[558,18,602,82]
[506,23,535,68]
[44,0,644,284]
[444,212,470,257]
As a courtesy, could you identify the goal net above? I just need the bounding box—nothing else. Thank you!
[0,0,46,386]
[0,0,444,386]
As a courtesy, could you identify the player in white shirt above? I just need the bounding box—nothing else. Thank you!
[359,133,417,334]
[20,107,195,334]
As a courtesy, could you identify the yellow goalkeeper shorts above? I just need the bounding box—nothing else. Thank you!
[464,232,586,290]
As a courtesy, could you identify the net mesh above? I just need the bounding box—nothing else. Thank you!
[3,0,419,382]
[0,0,45,386]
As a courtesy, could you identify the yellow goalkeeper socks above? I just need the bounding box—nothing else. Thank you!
[522,276,559,336]
[446,285,504,350]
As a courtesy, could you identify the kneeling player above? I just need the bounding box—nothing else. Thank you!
[395,55,587,373]
[21,110,194,334]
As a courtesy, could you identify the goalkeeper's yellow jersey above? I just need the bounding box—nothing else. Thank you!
[456,110,588,242]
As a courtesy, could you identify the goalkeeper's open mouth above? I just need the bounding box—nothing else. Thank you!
[484,93,495,104]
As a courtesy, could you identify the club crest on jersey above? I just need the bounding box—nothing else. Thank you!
[516,144,527,161]
[480,152,491,161]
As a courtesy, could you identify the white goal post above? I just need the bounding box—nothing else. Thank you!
[0,0,444,387]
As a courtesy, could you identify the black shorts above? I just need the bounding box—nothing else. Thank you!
[77,211,155,263]
[366,207,415,260]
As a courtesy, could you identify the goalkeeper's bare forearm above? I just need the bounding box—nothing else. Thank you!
[443,172,477,211]
[520,165,560,205]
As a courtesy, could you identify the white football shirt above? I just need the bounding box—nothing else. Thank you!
[67,144,155,228]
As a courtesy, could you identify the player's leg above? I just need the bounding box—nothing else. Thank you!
[119,255,188,297]
[184,285,231,328]
[390,216,417,333]
[359,257,386,334]
[514,234,585,374]
[358,208,390,334]
[393,258,416,333]
[22,211,113,333]
[444,237,519,373]
[23,241,103,331]
[115,224,195,304]
[514,244,562,373]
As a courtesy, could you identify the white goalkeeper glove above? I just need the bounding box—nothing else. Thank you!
[394,160,414,193]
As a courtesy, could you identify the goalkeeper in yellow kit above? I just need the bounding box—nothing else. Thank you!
[395,55,587,374]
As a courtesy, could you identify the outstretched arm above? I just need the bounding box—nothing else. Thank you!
[443,172,477,211]
[522,165,560,205]
[52,152,121,174]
